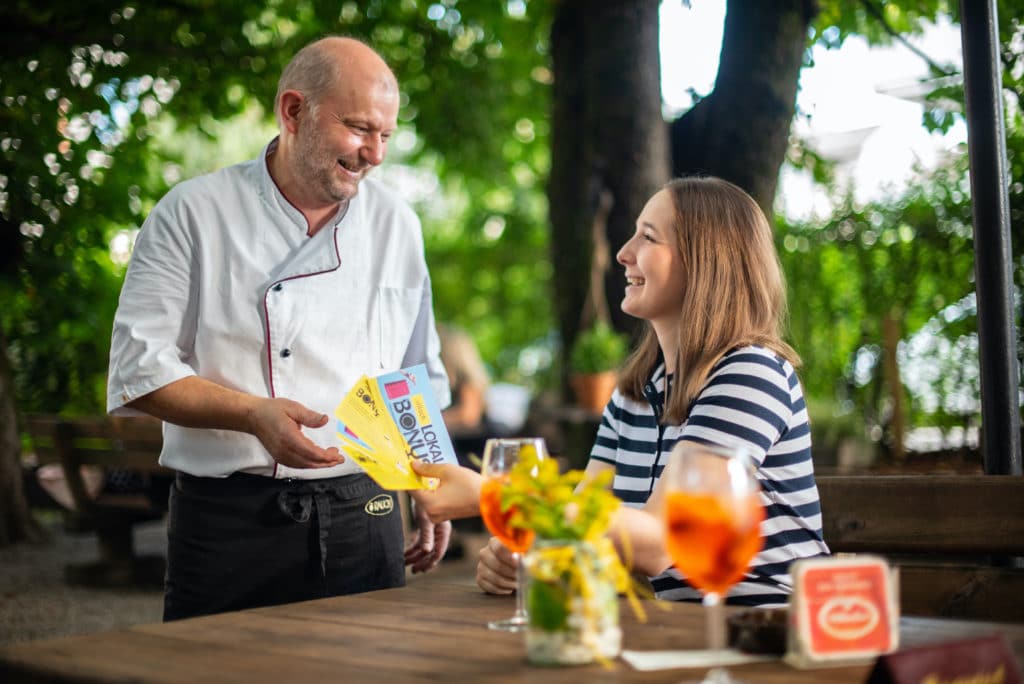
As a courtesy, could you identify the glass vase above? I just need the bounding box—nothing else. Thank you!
[523,539,622,666]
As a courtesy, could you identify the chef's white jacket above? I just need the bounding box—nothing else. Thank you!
[107,140,450,479]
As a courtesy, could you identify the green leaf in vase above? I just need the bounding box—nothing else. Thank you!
[528,580,569,631]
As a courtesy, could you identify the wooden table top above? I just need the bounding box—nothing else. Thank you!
[2,581,1022,683]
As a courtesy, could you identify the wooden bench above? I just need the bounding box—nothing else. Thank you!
[817,474,1024,622]
[24,414,171,588]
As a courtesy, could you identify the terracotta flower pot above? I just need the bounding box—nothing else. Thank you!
[570,371,618,414]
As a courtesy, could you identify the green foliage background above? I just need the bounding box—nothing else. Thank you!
[2,0,1022,458]
[1,0,556,413]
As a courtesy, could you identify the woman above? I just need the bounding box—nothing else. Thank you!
[419,177,830,606]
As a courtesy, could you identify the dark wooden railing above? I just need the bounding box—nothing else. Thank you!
[817,474,1024,622]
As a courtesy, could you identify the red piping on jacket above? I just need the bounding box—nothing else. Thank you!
[263,224,344,477]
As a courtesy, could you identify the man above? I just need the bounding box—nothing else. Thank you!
[107,37,451,621]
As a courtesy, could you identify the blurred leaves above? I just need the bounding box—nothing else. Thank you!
[2,0,1022,457]
[1,0,556,413]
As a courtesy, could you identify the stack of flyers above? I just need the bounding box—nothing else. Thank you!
[334,364,458,490]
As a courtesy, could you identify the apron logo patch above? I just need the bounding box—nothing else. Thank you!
[364,494,394,516]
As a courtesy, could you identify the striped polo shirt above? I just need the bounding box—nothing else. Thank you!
[590,345,829,606]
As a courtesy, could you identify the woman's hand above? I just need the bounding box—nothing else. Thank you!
[475,536,518,595]
[408,461,483,523]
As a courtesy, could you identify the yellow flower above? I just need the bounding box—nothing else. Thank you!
[500,446,651,625]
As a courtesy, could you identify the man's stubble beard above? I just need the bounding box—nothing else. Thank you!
[294,123,358,204]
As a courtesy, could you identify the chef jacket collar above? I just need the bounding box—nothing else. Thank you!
[258,137,351,237]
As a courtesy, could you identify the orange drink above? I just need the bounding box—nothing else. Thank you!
[664,490,764,596]
[479,436,548,632]
[480,476,535,554]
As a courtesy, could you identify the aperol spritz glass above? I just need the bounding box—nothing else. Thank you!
[663,442,765,651]
[479,437,547,632]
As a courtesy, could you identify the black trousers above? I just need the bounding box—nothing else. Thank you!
[164,471,405,621]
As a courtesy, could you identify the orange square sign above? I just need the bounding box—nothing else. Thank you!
[788,556,899,666]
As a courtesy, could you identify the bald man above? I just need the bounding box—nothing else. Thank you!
[107,37,452,620]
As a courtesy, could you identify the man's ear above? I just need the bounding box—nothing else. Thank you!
[278,90,305,134]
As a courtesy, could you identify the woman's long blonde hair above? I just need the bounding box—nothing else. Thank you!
[618,176,799,423]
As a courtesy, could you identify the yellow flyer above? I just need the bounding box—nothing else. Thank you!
[334,374,430,490]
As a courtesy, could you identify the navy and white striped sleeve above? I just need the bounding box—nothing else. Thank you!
[679,350,794,466]
[589,389,623,466]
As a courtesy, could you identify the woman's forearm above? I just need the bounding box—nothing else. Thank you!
[609,506,672,576]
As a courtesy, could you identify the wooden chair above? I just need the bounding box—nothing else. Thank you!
[817,474,1024,622]
[24,414,171,588]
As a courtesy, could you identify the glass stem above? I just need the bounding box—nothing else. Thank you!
[513,552,526,620]
[703,592,726,650]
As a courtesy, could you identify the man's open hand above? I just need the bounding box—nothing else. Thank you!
[248,398,344,469]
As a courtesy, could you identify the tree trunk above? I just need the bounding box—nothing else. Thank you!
[670,0,818,216]
[549,0,671,369]
[882,311,906,461]
[0,323,43,546]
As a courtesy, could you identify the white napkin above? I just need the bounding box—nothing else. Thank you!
[621,648,777,671]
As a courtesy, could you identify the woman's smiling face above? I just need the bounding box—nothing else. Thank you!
[616,189,687,328]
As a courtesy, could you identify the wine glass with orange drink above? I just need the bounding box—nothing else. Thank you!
[479,437,547,632]
[663,442,765,652]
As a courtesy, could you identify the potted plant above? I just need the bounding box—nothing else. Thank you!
[568,323,628,413]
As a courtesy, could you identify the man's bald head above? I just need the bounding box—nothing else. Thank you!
[274,37,397,127]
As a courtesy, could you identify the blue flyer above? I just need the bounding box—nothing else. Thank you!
[374,364,458,465]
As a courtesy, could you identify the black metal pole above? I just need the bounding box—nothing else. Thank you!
[960,0,1022,475]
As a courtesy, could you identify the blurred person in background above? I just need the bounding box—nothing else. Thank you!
[438,323,490,438]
